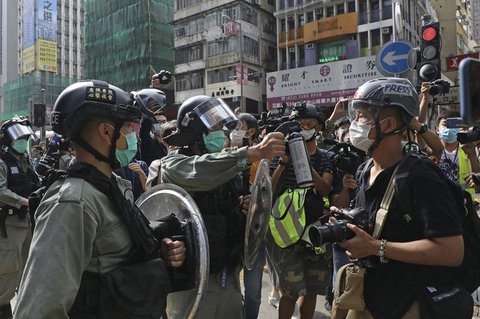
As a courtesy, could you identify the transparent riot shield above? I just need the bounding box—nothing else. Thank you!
[136,183,209,319]
[244,159,272,270]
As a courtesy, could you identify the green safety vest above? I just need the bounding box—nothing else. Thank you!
[458,147,475,195]
[269,188,308,248]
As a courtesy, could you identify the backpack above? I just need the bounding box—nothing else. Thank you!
[394,153,480,293]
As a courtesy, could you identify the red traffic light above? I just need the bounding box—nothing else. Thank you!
[422,27,438,41]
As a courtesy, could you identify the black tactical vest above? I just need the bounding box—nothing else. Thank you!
[1,151,40,199]
[192,175,246,273]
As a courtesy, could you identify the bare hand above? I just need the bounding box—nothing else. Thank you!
[342,173,357,190]
[408,117,422,131]
[161,238,186,268]
[330,99,348,123]
[421,82,430,95]
[339,224,378,260]
[250,132,286,161]
[464,173,479,188]
[128,162,146,177]
[239,194,251,216]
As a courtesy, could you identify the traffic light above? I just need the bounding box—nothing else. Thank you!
[33,103,46,127]
[416,22,441,82]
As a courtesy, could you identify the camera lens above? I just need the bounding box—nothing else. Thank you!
[308,220,351,246]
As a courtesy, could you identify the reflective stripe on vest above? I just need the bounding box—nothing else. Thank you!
[269,188,308,248]
[458,147,475,195]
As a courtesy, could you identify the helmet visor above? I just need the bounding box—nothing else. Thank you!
[347,99,384,123]
[194,98,240,131]
[6,123,37,141]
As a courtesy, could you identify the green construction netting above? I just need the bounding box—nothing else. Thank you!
[2,72,77,121]
[84,0,174,92]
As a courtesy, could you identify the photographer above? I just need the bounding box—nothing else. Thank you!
[436,110,480,194]
[268,103,333,319]
[332,78,468,319]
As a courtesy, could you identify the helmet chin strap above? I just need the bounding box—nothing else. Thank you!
[367,117,407,154]
[74,122,123,169]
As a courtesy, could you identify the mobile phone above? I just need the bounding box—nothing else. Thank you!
[460,58,480,125]
[446,117,468,128]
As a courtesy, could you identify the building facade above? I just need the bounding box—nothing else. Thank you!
[84,0,175,97]
[268,0,433,110]
[173,0,277,115]
[2,0,84,122]
[0,0,19,114]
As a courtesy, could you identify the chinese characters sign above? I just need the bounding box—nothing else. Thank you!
[266,56,379,108]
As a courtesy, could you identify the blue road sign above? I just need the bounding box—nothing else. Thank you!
[376,41,413,76]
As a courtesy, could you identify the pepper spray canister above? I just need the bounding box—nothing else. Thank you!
[288,131,314,188]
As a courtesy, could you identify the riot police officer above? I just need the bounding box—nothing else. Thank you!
[14,80,185,318]
[162,95,285,319]
[0,117,39,319]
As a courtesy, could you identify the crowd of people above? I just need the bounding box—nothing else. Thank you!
[0,75,479,319]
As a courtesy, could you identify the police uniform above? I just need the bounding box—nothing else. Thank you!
[14,174,135,318]
[0,150,39,316]
[161,147,249,319]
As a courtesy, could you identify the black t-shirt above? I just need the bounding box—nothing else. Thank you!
[355,156,462,319]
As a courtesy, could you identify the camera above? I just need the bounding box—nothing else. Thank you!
[325,139,365,175]
[428,79,450,96]
[258,103,290,133]
[457,124,480,144]
[308,207,371,246]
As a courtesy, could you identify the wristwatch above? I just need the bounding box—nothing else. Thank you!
[417,123,428,135]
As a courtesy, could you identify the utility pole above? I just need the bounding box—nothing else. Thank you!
[238,21,244,113]
[40,88,46,143]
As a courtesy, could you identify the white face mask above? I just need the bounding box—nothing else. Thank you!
[349,120,375,152]
[230,129,246,147]
[301,128,316,141]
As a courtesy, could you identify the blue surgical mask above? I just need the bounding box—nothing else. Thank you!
[202,131,225,153]
[12,139,28,154]
[116,132,138,167]
[439,128,459,144]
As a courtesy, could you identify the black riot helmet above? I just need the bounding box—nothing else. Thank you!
[51,80,141,168]
[164,95,239,147]
[289,102,325,129]
[132,88,167,123]
[0,116,36,148]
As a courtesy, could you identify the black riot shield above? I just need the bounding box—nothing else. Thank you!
[244,159,273,270]
[136,183,209,319]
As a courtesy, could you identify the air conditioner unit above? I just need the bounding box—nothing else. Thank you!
[305,43,315,49]
[382,27,390,34]
[288,47,295,53]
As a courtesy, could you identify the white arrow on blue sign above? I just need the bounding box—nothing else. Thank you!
[375,40,413,76]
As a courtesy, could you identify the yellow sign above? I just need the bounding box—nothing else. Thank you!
[22,45,35,74]
[37,39,57,73]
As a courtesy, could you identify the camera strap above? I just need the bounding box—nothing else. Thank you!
[372,163,401,239]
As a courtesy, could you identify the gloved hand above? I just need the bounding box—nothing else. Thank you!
[153,70,172,85]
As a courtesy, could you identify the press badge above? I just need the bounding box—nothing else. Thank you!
[10,167,19,174]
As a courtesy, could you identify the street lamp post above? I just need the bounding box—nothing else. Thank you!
[238,21,245,113]
[40,88,46,143]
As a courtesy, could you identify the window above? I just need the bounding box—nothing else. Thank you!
[241,6,258,25]
[382,0,392,20]
[307,11,314,23]
[315,8,323,20]
[337,4,345,15]
[326,6,334,17]
[280,19,286,32]
[287,16,294,30]
[243,36,259,58]
[176,71,204,92]
[176,0,202,10]
[371,29,381,47]
[298,14,305,27]
[360,31,368,48]
[207,36,238,57]
[348,1,356,12]
[207,67,236,84]
[371,0,380,22]
[176,43,203,64]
